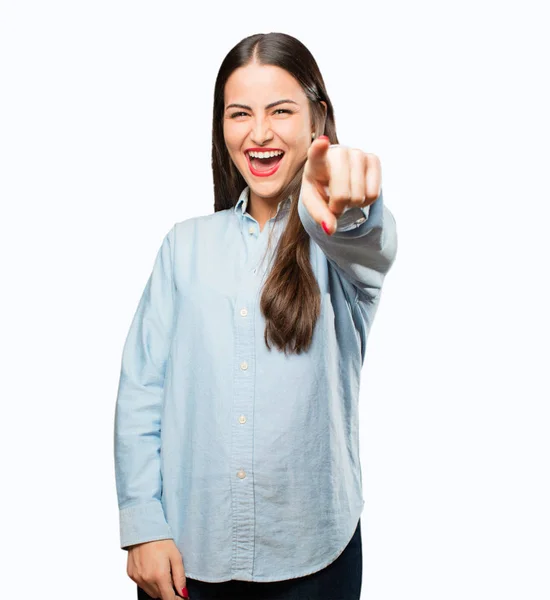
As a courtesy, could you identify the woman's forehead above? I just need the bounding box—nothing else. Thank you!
[225,64,305,103]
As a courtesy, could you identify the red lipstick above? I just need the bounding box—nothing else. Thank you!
[245,147,284,153]
[245,149,284,178]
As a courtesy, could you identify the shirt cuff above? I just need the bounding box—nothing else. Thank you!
[119,500,174,550]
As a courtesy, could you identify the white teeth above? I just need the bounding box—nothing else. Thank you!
[248,150,284,159]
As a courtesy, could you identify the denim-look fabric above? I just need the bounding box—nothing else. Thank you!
[137,519,363,599]
[114,184,397,583]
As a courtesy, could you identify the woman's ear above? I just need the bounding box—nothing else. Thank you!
[319,100,328,132]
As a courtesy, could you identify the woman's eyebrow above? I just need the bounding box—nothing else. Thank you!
[225,99,299,111]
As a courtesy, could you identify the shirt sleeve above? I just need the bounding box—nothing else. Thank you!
[297,186,398,303]
[113,224,176,550]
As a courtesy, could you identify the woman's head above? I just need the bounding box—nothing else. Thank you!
[213,32,338,212]
[211,33,340,355]
[223,61,324,210]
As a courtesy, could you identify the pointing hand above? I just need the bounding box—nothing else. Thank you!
[301,136,382,235]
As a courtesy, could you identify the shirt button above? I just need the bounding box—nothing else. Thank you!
[239,415,247,424]
[252,268,257,274]
[248,226,255,234]
[240,308,248,317]
[240,361,248,370]
[237,470,246,479]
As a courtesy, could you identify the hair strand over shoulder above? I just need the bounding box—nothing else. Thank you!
[211,32,340,355]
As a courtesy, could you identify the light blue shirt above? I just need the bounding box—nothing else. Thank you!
[114,184,398,583]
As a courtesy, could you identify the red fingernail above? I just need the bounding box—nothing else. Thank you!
[321,221,332,235]
[319,135,329,141]
[181,587,189,598]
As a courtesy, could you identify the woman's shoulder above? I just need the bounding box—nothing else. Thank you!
[172,207,234,240]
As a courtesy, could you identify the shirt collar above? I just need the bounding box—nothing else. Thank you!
[234,186,292,218]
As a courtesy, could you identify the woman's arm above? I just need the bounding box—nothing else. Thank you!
[297,186,398,304]
[114,224,176,550]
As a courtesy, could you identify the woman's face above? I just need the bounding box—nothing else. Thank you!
[223,61,319,205]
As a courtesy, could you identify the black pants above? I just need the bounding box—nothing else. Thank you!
[137,519,362,600]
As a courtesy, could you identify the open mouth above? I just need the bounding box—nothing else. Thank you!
[245,151,285,176]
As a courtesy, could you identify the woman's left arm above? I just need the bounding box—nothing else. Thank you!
[297,139,398,303]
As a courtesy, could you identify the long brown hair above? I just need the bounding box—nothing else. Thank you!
[211,32,340,355]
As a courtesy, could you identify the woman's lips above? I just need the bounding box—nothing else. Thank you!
[245,152,284,178]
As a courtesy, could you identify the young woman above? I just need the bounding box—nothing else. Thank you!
[114,31,398,600]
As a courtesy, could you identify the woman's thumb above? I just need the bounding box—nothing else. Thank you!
[170,550,189,598]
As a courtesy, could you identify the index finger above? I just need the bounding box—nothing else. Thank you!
[303,136,331,185]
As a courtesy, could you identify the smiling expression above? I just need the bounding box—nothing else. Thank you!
[223,61,317,206]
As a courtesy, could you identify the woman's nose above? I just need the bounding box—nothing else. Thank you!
[251,119,273,145]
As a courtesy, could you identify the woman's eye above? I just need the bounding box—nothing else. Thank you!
[229,109,292,118]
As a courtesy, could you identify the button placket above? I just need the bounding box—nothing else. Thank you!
[230,275,257,575]
[243,216,271,276]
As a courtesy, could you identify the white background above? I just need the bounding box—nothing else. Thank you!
[1,1,549,598]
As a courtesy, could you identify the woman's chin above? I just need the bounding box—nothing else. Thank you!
[239,162,294,198]
[249,180,285,197]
